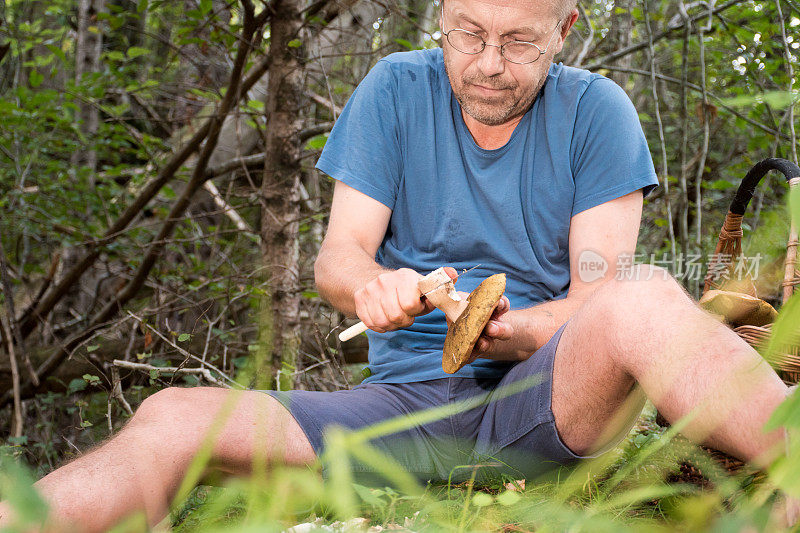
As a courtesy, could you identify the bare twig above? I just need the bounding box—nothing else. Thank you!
[110,365,133,415]
[0,312,22,437]
[776,0,798,164]
[0,250,22,437]
[0,238,37,386]
[113,359,228,388]
[126,311,242,388]
[643,0,677,270]
[693,3,713,253]
[678,2,691,272]
[571,3,595,68]
[203,181,254,233]
[584,0,749,71]
[306,91,342,116]
[1,5,270,407]
[595,64,800,147]
[16,52,272,342]
[206,152,267,178]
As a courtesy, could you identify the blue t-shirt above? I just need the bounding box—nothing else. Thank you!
[317,48,658,384]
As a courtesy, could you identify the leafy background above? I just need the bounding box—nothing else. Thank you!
[1,0,800,530]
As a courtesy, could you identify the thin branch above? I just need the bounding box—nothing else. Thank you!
[109,366,133,415]
[643,0,677,269]
[113,359,228,388]
[584,0,749,71]
[2,3,267,407]
[596,64,800,147]
[571,3,595,68]
[125,312,242,389]
[306,90,342,116]
[0,310,22,437]
[678,3,691,265]
[203,181,253,233]
[776,0,798,164]
[16,52,272,342]
[0,239,37,386]
[693,4,712,252]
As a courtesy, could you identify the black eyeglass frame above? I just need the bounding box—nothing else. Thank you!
[440,10,562,65]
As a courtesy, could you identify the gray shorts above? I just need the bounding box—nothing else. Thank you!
[266,322,582,483]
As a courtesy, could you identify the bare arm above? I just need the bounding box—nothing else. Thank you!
[472,190,644,360]
[314,181,436,331]
[314,181,392,316]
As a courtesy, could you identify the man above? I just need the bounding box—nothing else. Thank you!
[0,0,791,530]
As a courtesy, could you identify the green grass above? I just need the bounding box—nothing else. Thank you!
[157,405,793,532]
[3,386,800,532]
[3,293,800,532]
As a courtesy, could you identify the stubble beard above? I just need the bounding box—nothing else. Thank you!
[443,46,549,127]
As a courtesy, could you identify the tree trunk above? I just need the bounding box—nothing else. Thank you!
[71,0,105,172]
[55,0,106,330]
[606,0,633,88]
[258,0,306,390]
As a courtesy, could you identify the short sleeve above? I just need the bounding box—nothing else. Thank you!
[315,60,402,210]
[569,78,658,216]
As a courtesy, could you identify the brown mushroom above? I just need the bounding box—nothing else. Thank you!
[698,289,777,327]
[442,273,506,374]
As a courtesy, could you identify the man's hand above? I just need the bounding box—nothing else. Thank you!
[353,268,447,333]
[446,293,513,364]
[474,295,513,354]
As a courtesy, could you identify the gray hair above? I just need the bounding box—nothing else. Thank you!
[555,0,579,22]
[438,0,579,25]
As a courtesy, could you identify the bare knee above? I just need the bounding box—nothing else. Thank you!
[592,266,688,329]
[132,386,199,426]
[579,266,697,365]
[130,388,314,472]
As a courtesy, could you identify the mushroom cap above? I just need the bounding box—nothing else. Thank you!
[442,273,506,374]
[698,289,777,327]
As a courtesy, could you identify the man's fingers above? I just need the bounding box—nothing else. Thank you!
[492,296,510,317]
[385,287,415,327]
[397,284,426,317]
[473,337,491,357]
[358,299,387,333]
[378,293,411,328]
[483,319,513,340]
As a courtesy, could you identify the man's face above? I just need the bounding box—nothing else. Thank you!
[440,0,565,127]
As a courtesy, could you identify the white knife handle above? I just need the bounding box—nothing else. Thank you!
[339,321,369,342]
[338,267,459,342]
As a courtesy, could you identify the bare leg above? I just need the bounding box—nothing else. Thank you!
[0,388,315,532]
[552,265,788,464]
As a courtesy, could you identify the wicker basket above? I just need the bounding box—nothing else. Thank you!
[701,158,800,384]
[657,159,800,483]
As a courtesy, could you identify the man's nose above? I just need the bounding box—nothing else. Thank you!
[475,42,505,77]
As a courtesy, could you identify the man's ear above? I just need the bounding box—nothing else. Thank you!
[554,8,579,53]
[561,8,579,38]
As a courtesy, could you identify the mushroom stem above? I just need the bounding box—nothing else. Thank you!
[424,285,469,323]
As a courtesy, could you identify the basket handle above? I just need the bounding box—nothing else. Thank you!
[729,158,800,215]
[703,158,800,298]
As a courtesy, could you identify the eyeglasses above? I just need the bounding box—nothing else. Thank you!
[441,12,562,65]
